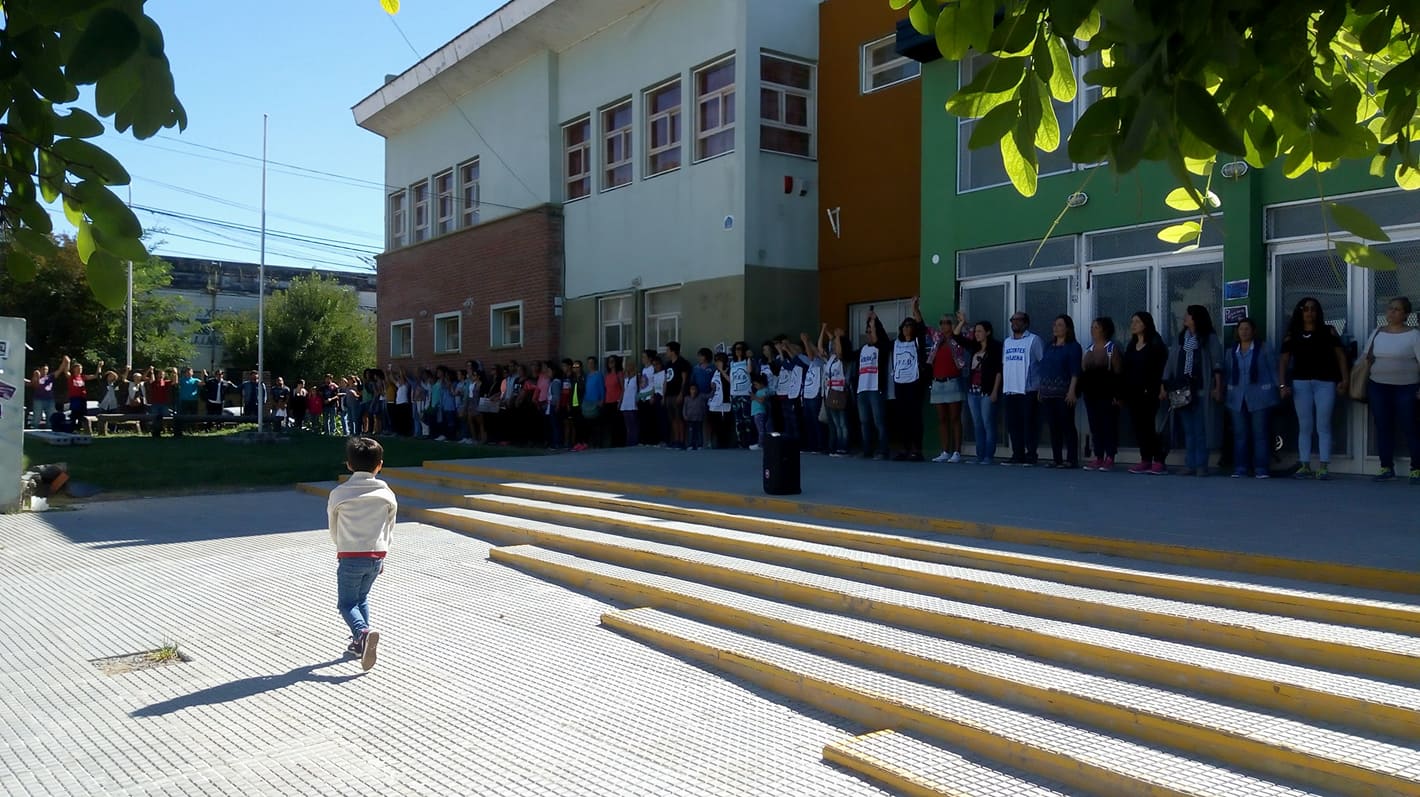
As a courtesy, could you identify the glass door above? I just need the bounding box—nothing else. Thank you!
[959,278,1010,333]
[1089,267,1149,345]
[1016,274,1072,334]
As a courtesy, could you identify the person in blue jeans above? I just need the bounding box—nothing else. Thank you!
[327,436,398,671]
[963,320,1003,464]
[1277,298,1349,480]
[1223,318,1281,479]
[1165,305,1224,476]
[856,310,890,459]
[1363,296,1420,483]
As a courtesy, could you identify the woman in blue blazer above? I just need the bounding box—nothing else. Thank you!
[1223,317,1282,478]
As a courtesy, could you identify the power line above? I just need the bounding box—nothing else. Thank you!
[151,230,375,271]
[131,205,382,255]
[132,173,384,242]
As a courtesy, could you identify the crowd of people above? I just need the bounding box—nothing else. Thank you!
[24,294,1420,482]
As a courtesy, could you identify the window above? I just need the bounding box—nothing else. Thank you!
[387,190,407,249]
[600,294,634,361]
[645,80,682,176]
[491,301,523,348]
[957,51,1092,192]
[434,170,454,236]
[645,287,681,352]
[848,299,912,349]
[433,311,461,354]
[564,117,592,201]
[760,53,815,157]
[411,179,430,242]
[861,35,920,93]
[695,57,735,161]
[390,319,413,358]
[602,99,633,190]
[459,158,480,227]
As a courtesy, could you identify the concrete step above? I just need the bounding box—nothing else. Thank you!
[417,460,1420,594]
[494,544,1420,795]
[822,731,1073,797]
[372,478,1420,686]
[376,469,1420,636]
[603,608,1319,797]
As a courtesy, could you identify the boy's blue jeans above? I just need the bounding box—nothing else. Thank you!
[337,557,383,639]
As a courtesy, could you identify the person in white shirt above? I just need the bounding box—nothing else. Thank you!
[798,330,827,454]
[857,309,890,459]
[775,338,804,440]
[891,299,929,461]
[1001,311,1046,465]
[729,342,755,447]
[326,436,398,671]
[709,352,733,448]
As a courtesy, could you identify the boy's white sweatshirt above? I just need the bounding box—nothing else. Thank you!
[328,471,398,557]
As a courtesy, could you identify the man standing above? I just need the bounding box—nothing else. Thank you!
[321,374,340,435]
[270,377,292,429]
[663,341,692,449]
[205,369,235,418]
[242,370,267,419]
[1001,311,1045,466]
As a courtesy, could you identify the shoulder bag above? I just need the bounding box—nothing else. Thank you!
[1348,329,1381,402]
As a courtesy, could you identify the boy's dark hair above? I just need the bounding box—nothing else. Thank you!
[666,341,681,354]
[751,373,768,387]
[697,347,713,361]
[347,436,384,472]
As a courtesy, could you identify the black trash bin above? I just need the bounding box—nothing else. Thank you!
[762,433,801,495]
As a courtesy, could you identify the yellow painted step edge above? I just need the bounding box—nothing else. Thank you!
[497,545,1420,793]
[823,732,976,797]
[383,468,1420,636]
[422,461,1420,594]
[604,608,1216,797]
[407,482,1420,686]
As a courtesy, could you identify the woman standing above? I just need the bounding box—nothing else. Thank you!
[962,319,1003,465]
[1038,315,1084,469]
[1363,296,1420,483]
[1123,312,1169,474]
[858,310,890,460]
[928,312,969,463]
[1165,305,1224,476]
[1224,318,1281,479]
[822,327,853,457]
[729,342,755,447]
[1080,318,1123,471]
[891,302,929,461]
[1278,297,1349,480]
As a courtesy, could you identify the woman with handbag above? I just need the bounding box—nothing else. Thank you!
[1224,318,1281,479]
[1123,312,1169,474]
[1277,297,1349,480]
[928,311,970,463]
[1164,305,1225,476]
[1363,296,1420,483]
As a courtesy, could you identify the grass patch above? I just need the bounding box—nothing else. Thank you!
[92,643,191,675]
[23,427,543,494]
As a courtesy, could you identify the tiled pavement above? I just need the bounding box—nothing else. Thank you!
[0,491,890,796]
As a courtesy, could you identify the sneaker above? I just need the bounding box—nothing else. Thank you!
[1293,465,1314,480]
[1374,468,1396,482]
[948,452,962,464]
[1100,457,1114,471]
[344,640,362,659]
[1149,462,1166,475]
[1410,469,1420,485]
[980,458,994,466]
[1083,458,1101,471]
[1128,462,1150,474]
[932,451,951,463]
[748,444,762,451]
[434,435,447,442]
[1316,465,1330,481]
[1255,472,1271,480]
[871,454,886,461]
[360,630,380,671]
[1231,469,1245,479]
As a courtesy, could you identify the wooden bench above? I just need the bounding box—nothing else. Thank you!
[92,412,252,435]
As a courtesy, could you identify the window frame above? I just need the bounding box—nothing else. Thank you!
[563,117,592,202]
[601,98,634,192]
[411,179,431,242]
[458,158,480,228]
[433,311,462,355]
[644,286,682,353]
[490,300,524,349]
[759,52,816,159]
[387,190,407,249]
[599,293,635,362]
[694,55,736,163]
[433,169,455,236]
[860,35,920,94]
[389,318,414,359]
[644,78,683,178]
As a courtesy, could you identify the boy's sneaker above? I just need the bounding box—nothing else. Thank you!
[1083,458,1101,471]
[1231,469,1245,479]
[344,638,362,659]
[748,444,762,451]
[1100,457,1114,471]
[1128,461,1150,474]
[1374,468,1396,482]
[1410,469,1420,485]
[1255,472,1271,480]
[360,630,380,671]
[1293,465,1314,480]
[948,452,962,464]
[932,451,951,463]
[1316,465,1330,481]
[1149,462,1166,475]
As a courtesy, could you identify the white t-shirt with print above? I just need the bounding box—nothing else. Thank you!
[801,356,823,400]
[893,339,920,384]
[729,360,751,397]
[857,346,880,393]
[1002,332,1044,395]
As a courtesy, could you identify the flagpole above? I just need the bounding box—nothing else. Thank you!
[125,186,133,368]
[257,113,268,435]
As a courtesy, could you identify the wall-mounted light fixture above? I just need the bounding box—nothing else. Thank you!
[1220,160,1249,179]
[1066,192,1089,208]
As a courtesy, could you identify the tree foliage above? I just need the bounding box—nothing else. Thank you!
[0,0,187,307]
[210,275,375,382]
[0,234,195,369]
[899,0,1420,268]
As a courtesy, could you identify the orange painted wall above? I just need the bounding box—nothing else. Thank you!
[817,0,922,331]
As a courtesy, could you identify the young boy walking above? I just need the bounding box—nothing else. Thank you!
[327,436,398,671]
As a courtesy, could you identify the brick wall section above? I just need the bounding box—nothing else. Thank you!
[376,205,564,374]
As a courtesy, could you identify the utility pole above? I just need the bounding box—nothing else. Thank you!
[257,114,268,434]
[125,185,133,368]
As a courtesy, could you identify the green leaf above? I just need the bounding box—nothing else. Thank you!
[1358,12,1395,54]
[50,137,131,184]
[1334,240,1397,270]
[909,0,938,35]
[1165,187,1220,212]
[934,4,970,61]
[1175,81,1245,155]
[18,199,52,233]
[65,8,142,84]
[94,60,142,117]
[1045,35,1076,102]
[6,249,37,283]
[1158,221,1202,245]
[993,13,1038,54]
[381,0,401,11]
[62,195,84,226]
[947,88,1016,118]
[1067,96,1119,163]
[1000,129,1038,197]
[1036,81,1060,151]
[52,108,104,138]
[1075,9,1101,39]
[86,251,128,309]
[1183,156,1214,176]
[1048,0,1095,40]
[959,0,995,52]
[38,174,61,203]
[1398,164,1420,190]
[1328,202,1391,241]
[11,226,57,258]
[76,219,97,262]
[962,56,1028,94]
[889,0,914,8]
[73,179,142,237]
[90,225,148,262]
[967,99,1021,149]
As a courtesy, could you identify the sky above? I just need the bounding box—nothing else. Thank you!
[52,0,506,274]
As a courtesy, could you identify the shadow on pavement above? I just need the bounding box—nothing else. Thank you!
[131,659,361,717]
[40,490,327,548]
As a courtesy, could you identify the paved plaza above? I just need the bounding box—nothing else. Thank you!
[0,491,888,796]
